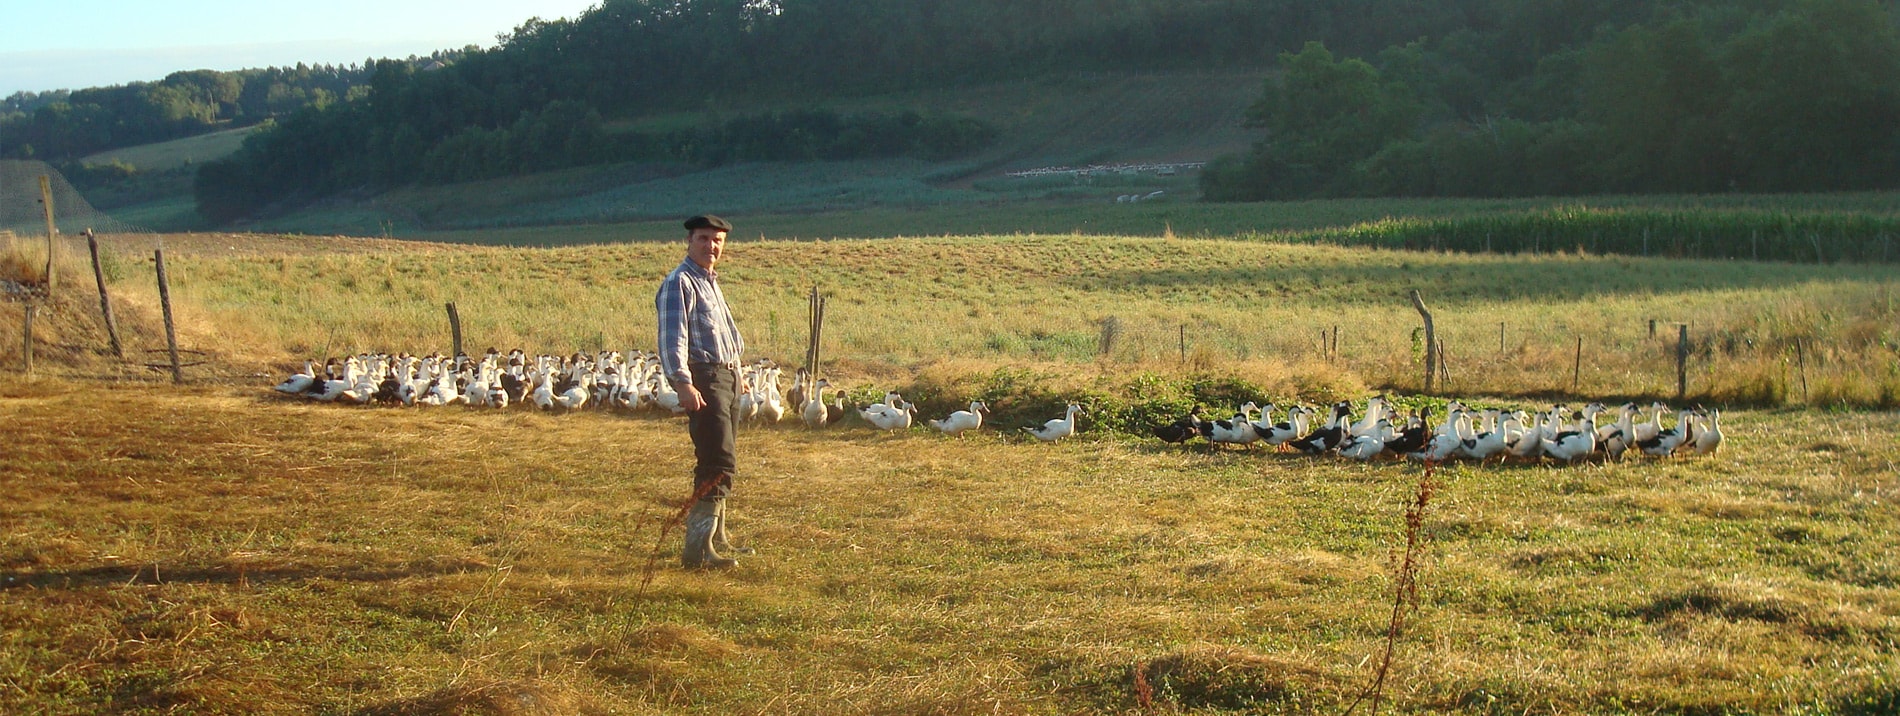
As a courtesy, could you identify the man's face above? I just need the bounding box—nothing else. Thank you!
[687,228,727,269]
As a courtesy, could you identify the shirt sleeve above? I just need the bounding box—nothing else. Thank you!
[655,273,693,385]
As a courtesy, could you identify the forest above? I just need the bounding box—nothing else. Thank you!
[42,0,1885,220]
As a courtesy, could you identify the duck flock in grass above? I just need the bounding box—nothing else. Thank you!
[272,353,1719,457]
[272,349,1075,438]
[1150,396,1723,463]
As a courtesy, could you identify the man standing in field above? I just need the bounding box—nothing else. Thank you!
[657,214,749,569]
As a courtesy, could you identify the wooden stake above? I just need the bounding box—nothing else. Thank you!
[21,303,35,374]
[1179,324,1187,364]
[1498,322,1506,354]
[40,175,57,296]
[87,229,123,358]
[1572,335,1583,394]
[445,302,463,358]
[156,249,182,383]
[1795,337,1809,403]
[1675,324,1689,401]
[1411,290,1436,394]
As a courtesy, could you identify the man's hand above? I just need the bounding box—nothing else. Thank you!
[678,382,706,412]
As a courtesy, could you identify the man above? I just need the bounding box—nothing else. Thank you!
[656,214,750,569]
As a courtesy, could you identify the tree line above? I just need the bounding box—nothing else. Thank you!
[0,61,414,160]
[1203,0,1900,199]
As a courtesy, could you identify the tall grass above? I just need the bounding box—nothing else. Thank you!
[71,232,1900,410]
[1274,205,1900,264]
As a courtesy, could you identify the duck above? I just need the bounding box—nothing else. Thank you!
[930,401,988,438]
[1383,406,1432,456]
[1637,408,1698,457]
[1598,404,1638,461]
[1288,401,1352,455]
[1505,411,1546,461]
[1257,405,1311,449]
[653,375,686,414]
[274,360,319,394]
[1348,396,1390,439]
[1151,414,1201,444]
[1540,411,1597,463]
[1632,401,1669,444]
[1458,408,1509,462]
[531,370,557,410]
[1341,419,1394,460]
[555,370,590,410]
[1691,409,1724,455]
[863,400,916,431]
[1203,403,1261,448]
[757,377,786,422]
[801,379,832,428]
[1025,404,1082,442]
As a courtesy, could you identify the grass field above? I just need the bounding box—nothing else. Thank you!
[2,211,1898,713]
[1,373,1896,714]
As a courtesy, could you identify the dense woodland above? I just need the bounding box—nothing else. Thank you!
[13,0,1888,220]
[1204,0,1900,199]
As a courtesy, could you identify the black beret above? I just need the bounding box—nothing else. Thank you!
[683,214,732,232]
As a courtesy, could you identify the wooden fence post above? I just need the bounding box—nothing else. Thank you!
[1498,322,1505,354]
[805,285,827,392]
[87,229,123,358]
[21,303,35,374]
[40,175,57,297]
[155,249,182,383]
[1795,337,1809,404]
[1572,335,1583,394]
[1675,324,1689,401]
[1411,290,1436,394]
[1179,324,1187,364]
[445,302,463,358]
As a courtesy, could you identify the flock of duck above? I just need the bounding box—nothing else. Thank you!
[271,350,1085,441]
[271,351,1722,459]
[1152,396,1724,463]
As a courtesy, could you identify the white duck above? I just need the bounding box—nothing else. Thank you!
[1025,404,1082,442]
[1638,408,1698,457]
[1541,412,1597,463]
[1691,409,1724,455]
[929,401,988,437]
[1340,419,1394,460]
[862,400,916,431]
[801,379,832,428]
[274,360,318,394]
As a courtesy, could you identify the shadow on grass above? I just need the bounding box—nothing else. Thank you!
[0,556,496,591]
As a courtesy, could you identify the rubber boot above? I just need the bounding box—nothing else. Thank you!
[711,498,754,555]
[681,499,736,569]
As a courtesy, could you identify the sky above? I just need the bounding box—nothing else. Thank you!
[1,0,602,96]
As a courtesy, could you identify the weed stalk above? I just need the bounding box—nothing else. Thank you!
[1346,459,1441,715]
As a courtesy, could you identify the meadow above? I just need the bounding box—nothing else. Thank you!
[1,220,1898,713]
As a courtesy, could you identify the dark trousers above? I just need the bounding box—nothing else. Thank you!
[687,363,739,497]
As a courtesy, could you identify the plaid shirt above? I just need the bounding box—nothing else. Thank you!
[656,257,745,384]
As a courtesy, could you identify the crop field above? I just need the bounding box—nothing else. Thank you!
[2,221,1898,714]
[78,126,254,174]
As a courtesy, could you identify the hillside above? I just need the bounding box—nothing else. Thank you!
[108,71,1265,236]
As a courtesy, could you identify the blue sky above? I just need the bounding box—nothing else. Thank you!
[1,0,601,95]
